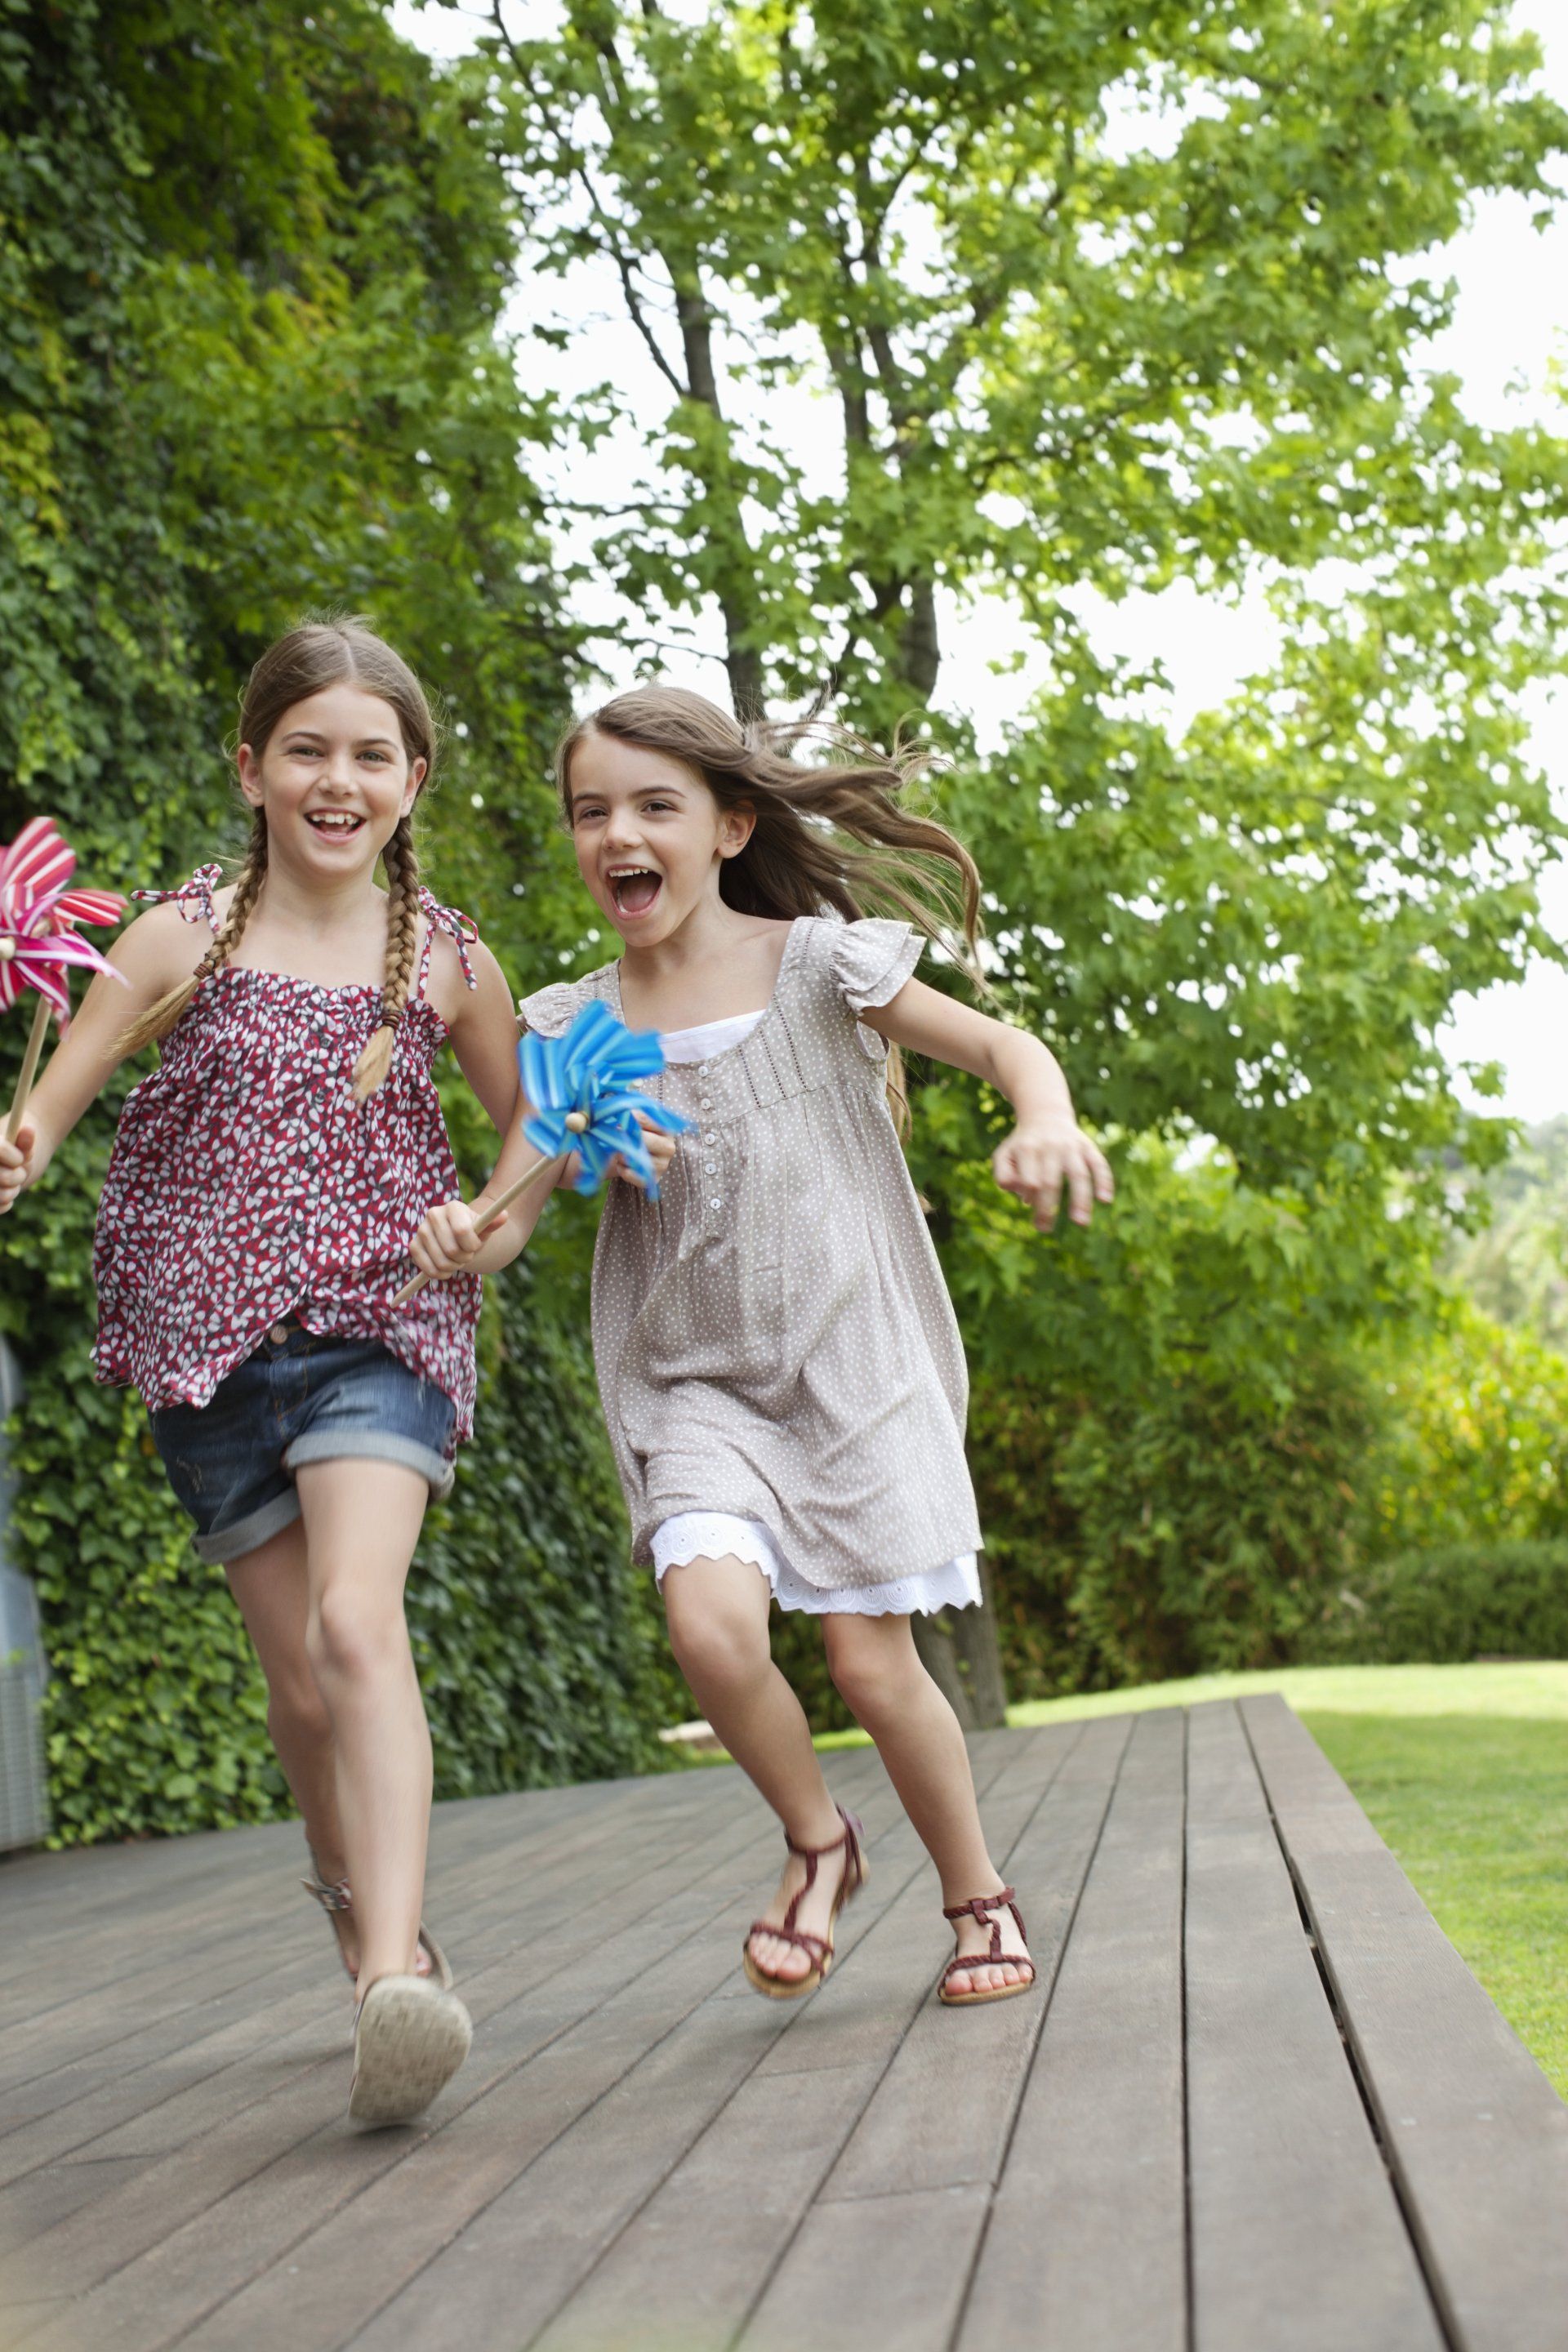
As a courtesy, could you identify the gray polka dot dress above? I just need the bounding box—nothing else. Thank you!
[517,916,982,1594]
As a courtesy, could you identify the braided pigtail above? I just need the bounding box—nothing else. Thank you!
[118,816,270,1059]
[350,816,421,1102]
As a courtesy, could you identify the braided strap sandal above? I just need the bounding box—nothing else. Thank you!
[937,1886,1036,2007]
[302,1846,452,1991]
[742,1806,870,2001]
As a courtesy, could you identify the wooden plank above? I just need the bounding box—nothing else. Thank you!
[0,1789,595,2099]
[820,1713,1131,2200]
[1241,1693,1568,2352]
[11,1753,893,2352]
[957,1707,1187,2352]
[0,1764,797,2320]
[0,1770,653,2067]
[739,2185,992,2352]
[242,1731,1029,2352]
[528,2061,888,2352]
[522,1728,1090,2352]
[1184,1701,1443,2352]
[0,1767,757,2174]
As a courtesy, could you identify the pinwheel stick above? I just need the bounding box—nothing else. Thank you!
[4,991,51,1146]
[392,1110,590,1307]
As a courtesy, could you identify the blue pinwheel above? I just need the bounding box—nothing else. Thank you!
[396,1002,688,1303]
[520,999,688,1197]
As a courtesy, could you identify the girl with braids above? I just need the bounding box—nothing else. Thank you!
[410,686,1113,2010]
[0,618,541,2123]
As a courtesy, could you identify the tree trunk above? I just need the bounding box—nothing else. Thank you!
[911,1552,1009,1732]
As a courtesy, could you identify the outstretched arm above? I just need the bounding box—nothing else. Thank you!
[0,903,195,1214]
[861,977,1114,1232]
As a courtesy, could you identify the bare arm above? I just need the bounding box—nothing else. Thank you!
[862,976,1114,1231]
[0,903,197,1213]
[414,943,558,1278]
[408,984,678,1286]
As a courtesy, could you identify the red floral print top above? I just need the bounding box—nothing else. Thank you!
[92,865,483,1450]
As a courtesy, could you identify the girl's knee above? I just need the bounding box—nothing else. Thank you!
[306,1586,406,1688]
[663,1579,771,1692]
[824,1618,920,1722]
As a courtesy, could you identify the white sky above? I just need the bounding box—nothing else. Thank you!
[395,0,1568,1121]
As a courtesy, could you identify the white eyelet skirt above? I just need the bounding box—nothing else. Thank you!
[652,1511,982,1619]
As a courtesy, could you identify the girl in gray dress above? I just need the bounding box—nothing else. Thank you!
[412,688,1112,2006]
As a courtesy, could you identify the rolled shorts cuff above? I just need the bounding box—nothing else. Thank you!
[283,1429,456,1502]
[190,1486,303,1566]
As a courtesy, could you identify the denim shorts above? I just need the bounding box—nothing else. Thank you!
[150,1322,457,1565]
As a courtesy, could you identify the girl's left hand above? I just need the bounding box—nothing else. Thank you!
[995,1116,1114,1231]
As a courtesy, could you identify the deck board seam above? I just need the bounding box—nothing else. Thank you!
[941,1713,1138,2352]
[1236,1703,1463,2352]
[163,1757,897,2352]
[501,1731,1054,2352]
[8,1772,859,2337]
[0,1775,767,2186]
[0,1785,683,2100]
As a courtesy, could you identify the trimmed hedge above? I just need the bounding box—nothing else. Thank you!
[1312,1542,1568,1669]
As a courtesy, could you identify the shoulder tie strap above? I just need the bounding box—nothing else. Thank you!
[132,862,222,933]
[417,889,479,993]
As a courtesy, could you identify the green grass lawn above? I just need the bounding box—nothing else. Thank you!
[1008,1663,1568,2099]
[797,1664,1567,2096]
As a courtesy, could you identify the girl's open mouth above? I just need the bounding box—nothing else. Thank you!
[305,810,367,839]
[608,866,662,917]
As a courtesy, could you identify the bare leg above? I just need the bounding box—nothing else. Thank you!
[225,1521,343,1866]
[662,1554,849,1985]
[822,1612,1031,1997]
[296,1459,430,1994]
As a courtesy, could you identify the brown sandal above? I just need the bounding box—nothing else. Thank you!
[938,1886,1036,2007]
[742,1806,869,2000]
[303,1846,452,1991]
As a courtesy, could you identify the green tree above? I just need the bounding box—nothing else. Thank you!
[461,0,1568,1713]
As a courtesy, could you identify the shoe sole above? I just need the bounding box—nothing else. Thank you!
[938,1969,1037,2007]
[350,1978,472,2127]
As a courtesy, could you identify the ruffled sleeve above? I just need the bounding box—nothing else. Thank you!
[516,969,612,1037]
[829,917,923,1056]
[831,917,923,1013]
[132,862,222,931]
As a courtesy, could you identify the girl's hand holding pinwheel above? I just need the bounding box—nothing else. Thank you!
[399,1002,688,1301]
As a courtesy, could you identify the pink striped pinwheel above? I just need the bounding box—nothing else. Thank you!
[1,817,125,1145]
[0,817,123,1017]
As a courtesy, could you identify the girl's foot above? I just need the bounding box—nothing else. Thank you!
[938,1885,1036,2005]
[744,1808,868,1996]
[349,1975,472,2127]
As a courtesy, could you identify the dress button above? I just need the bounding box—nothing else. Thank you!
[705,1161,717,1174]
[711,1197,723,1210]
[701,1097,712,1111]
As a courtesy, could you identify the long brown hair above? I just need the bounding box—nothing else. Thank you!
[119,618,439,1101]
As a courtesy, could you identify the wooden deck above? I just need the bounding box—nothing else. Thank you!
[2,1698,1565,2352]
